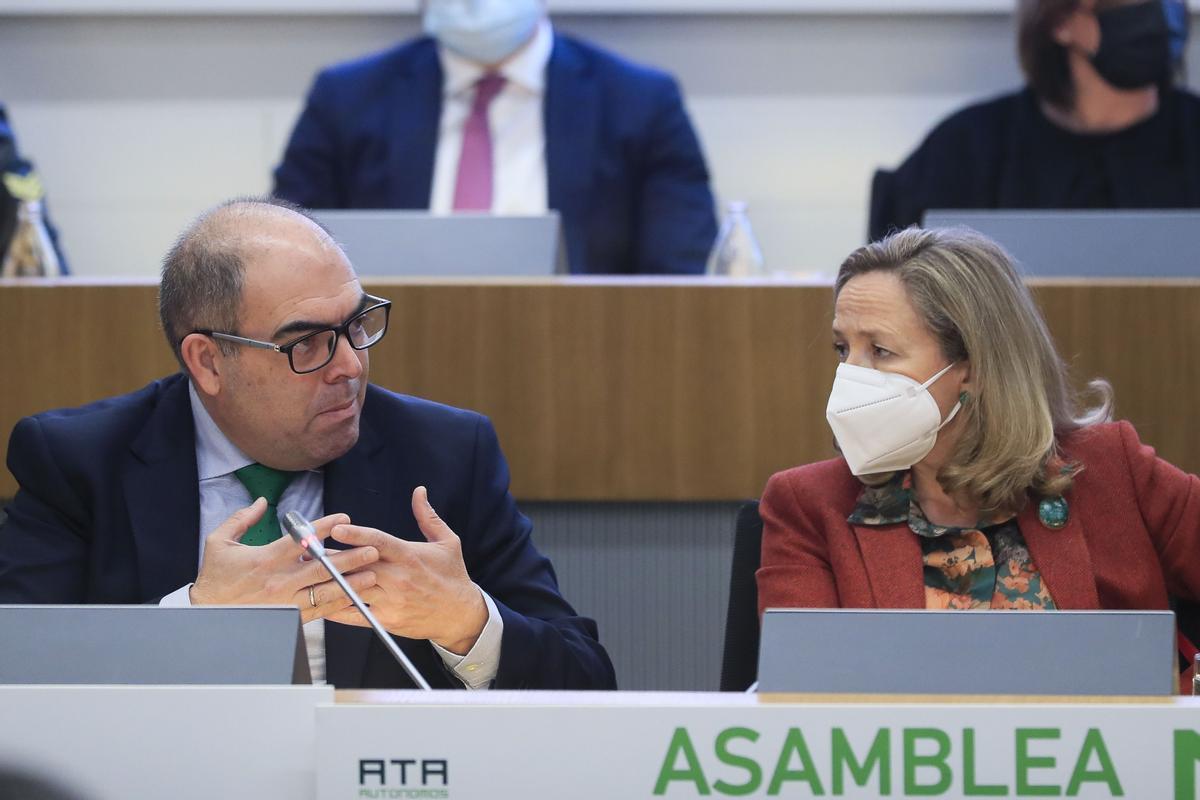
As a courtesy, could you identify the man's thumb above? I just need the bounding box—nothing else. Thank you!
[412,486,453,543]
[215,497,268,543]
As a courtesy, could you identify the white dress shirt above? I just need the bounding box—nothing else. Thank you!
[160,382,503,689]
[428,18,553,215]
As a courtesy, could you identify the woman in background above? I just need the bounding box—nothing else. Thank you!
[757,228,1200,692]
[870,0,1199,241]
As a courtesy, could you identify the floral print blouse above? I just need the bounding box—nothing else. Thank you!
[847,472,1056,610]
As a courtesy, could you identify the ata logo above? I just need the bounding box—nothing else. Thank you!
[357,759,449,799]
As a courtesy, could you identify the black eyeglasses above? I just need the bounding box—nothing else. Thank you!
[192,296,391,375]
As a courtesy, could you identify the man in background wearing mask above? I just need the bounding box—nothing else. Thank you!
[273,0,717,276]
[869,0,1199,243]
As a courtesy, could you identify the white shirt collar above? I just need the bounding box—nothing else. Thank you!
[438,17,554,98]
[189,381,324,481]
[189,381,255,481]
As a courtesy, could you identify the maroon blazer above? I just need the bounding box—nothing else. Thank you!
[757,421,1200,694]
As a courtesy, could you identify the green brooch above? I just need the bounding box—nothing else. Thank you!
[1038,496,1069,530]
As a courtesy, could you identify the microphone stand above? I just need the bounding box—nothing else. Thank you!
[282,510,433,691]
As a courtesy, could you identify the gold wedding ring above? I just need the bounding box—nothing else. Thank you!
[308,586,317,608]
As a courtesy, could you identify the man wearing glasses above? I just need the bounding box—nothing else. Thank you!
[0,197,615,691]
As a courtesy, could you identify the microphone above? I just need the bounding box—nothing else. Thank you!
[281,510,433,691]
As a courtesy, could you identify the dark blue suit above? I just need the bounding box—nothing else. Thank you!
[272,34,717,275]
[0,374,615,690]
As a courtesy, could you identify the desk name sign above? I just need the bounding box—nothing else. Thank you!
[317,694,1200,800]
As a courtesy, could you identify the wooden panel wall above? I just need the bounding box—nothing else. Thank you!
[1,278,1196,500]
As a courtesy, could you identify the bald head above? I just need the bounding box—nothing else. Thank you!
[158,197,340,370]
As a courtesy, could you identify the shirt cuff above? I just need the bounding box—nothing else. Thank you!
[159,583,195,607]
[431,588,503,690]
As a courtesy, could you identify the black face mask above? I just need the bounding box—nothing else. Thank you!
[1091,0,1189,90]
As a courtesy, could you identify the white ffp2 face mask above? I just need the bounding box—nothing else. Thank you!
[423,0,542,66]
[825,362,962,476]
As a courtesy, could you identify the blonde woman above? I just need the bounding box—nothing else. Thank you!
[757,228,1200,692]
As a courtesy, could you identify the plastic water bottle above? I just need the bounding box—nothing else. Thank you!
[706,201,766,278]
[1,170,62,277]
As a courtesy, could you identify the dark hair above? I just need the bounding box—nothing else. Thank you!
[1017,0,1082,110]
[157,196,321,370]
[1019,0,1181,110]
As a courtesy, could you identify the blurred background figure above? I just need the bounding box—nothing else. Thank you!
[0,765,89,800]
[0,104,67,277]
[869,0,1197,241]
[273,0,717,275]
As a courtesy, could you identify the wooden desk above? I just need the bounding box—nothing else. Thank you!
[1,277,1196,501]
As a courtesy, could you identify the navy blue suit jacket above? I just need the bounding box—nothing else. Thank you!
[0,374,615,690]
[272,34,717,275]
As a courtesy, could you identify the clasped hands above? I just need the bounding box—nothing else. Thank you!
[189,486,488,655]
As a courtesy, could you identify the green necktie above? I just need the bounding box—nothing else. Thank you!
[233,463,299,546]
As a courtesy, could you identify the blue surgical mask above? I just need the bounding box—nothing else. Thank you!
[423,0,543,66]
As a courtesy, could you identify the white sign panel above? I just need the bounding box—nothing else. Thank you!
[0,685,332,800]
[317,692,1200,800]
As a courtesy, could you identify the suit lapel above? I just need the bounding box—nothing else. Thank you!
[1019,498,1101,609]
[321,412,396,688]
[124,375,202,601]
[544,36,598,266]
[387,38,443,209]
[852,523,925,608]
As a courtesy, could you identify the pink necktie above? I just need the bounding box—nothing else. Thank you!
[453,73,507,211]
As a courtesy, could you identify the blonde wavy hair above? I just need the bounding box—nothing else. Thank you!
[835,228,1113,516]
